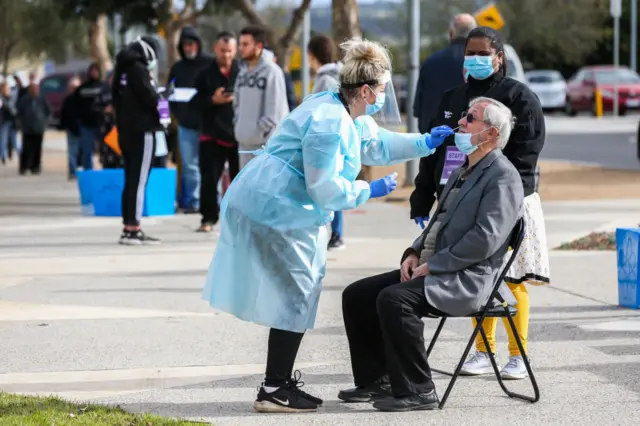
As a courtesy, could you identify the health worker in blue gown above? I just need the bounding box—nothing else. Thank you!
[202,38,454,414]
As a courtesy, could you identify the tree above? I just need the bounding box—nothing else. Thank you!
[0,0,28,76]
[498,0,610,74]
[332,0,361,56]
[59,0,136,77]
[0,0,86,76]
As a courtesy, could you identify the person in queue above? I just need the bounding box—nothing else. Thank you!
[409,26,549,380]
[202,38,454,414]
[341,97,523,412]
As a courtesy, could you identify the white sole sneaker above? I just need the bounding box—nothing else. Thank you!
[459,364,498,376]
[118,238,142,246]
[500,369,529,380]
[253,400,317,413]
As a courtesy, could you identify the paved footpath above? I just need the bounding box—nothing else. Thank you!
[1,148,640,425]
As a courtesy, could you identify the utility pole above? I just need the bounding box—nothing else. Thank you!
[612,0,621,117]
[302,10,311,99]
[404,0,420,186]
[632,0,638,72]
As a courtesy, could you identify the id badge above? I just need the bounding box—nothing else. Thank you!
[439,146,466,185]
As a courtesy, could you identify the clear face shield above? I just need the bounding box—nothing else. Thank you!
[341,70,403,125]
[369,70,402,125]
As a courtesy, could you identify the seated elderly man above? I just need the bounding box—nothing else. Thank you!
[339,97,524,412]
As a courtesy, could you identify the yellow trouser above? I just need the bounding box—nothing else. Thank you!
[472,282,529,357]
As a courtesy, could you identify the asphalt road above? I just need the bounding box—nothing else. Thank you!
[542,131,640,171]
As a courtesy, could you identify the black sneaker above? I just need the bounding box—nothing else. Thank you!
[288,370,323,406]
[327,233,346,250]
[372,389,439,412]
[338,376,392,403]
[253,384,318,413]
[118,230,161,245]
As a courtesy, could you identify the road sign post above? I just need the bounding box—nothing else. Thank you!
[632,0,637,72]
[405,0,420,186]
[612,0,621,117]
[474,3,505,30]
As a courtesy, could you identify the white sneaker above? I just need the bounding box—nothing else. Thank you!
[500,356,529,380]
[459,351,498,376]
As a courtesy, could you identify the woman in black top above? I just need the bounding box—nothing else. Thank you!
[410,27,550,380]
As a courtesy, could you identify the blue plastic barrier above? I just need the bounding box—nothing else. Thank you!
[616,228,640,309]
[76,168,177,217]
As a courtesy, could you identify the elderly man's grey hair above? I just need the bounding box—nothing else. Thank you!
[469,97,515,149]
[450,14,477,39]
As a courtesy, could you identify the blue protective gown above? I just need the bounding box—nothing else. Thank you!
[202,92,436,332]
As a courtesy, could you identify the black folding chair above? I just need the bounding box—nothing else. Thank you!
[425,217,540,409]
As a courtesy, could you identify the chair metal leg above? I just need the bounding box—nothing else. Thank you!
[437,320,486,409]
[503,315,540,403]
[426,318,446,358]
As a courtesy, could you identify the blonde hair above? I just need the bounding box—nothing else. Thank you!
[338,38,392,101]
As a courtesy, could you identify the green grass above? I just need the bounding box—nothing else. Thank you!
[0,392,208,426]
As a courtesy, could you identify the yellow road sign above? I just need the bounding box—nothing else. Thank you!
[474,3,505,30]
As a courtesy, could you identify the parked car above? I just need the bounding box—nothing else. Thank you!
[39,72,85,125]
[503,44,527,84]
[565,65,640,116]
[525,70,566,112]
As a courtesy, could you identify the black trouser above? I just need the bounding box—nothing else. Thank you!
[264,328,305,387]
[120,131,156,227]
[199,141,239,225]
[20,133,44,174]
[342,269,445,397]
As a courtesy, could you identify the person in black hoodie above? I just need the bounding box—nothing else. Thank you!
[74,63,104,171]
[191,31,240,233]
[168,26,213,213]
[57,76,82,179]
[112,36,163,245]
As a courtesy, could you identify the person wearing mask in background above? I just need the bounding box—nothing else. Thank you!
[0,82,17,165]
[234,25,289,169]
[308,33,345,250]
[202,37,454,413]
[58,76,82,179]
[191,31,240,233]
[16,82,50,175]
[112,36,164,245]
[168,26,213,214]
[409,27,549,380]
[413,14,476,135]
[73,63,104,172]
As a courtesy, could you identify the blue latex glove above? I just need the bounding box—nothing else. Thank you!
[414,216,429,229]
[425,125,455,150]
[369,172,398,198]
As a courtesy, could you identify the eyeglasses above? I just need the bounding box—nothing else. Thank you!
[451,111,481,132]
[461,111,482,123]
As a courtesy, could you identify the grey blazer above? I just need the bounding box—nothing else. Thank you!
[404,149,524,316]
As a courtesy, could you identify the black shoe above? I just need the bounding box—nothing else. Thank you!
[183,207,199,214]
[118,229,161,245]
[338,376,392,403]
[288,370,323,406]
[327,233,345,250]
[253,384,318,413]
[372,390,439,412]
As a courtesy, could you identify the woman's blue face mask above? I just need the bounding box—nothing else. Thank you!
[464,55,496,80]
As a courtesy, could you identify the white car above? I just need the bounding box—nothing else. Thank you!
[525,70,567,112]
[504,44,527,84]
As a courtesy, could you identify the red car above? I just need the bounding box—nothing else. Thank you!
[564,65,640,116]
[39,72,85,125]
